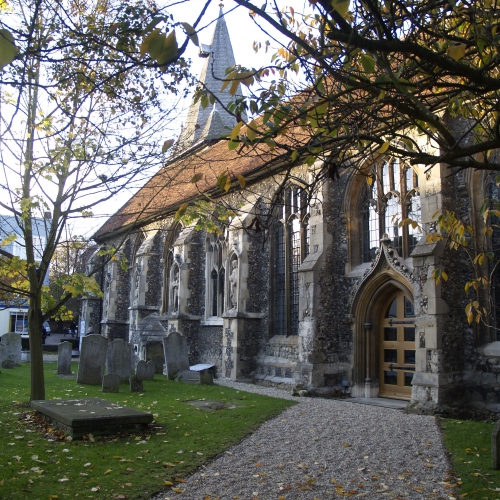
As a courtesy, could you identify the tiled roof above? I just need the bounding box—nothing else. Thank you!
[93,124,309,239]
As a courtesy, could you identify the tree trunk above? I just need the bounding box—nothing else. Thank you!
[28,303,45,401]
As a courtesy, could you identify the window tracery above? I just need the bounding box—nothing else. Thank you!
[273,185,310,336]
[362,159,421,262]
[206,232,228,318]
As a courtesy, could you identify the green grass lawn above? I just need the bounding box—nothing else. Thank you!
[441,419,500,499]
[0,361,295,500]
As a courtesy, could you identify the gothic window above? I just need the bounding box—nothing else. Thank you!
[161,224,182,315]
[362,159,421,262]
[273,185,310,336]
[206,233,228,318]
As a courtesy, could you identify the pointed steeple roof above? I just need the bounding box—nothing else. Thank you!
[177,6,246,150]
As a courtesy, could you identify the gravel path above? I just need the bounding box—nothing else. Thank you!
[151,380,454,500]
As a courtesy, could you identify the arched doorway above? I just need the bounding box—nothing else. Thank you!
[379,290,416,399]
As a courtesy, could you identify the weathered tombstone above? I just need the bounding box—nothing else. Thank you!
[130,374,143,392]
[2,359,15,369]
[143,360,155,380]
[145,341,165,374]
[0,332,21,366]
[0,344,6,366]
[178,364,214,385]
[102,374,121,393]
[106,339,133,383]
[136,360,147,380]
[77,334,107,385]
[492,420,500,469]
[57,341,73,375]
[163,331,190,379]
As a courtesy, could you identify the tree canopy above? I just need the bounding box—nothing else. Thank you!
[0,0,192,400]
[209,0,500,177]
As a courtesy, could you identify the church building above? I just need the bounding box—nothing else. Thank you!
[82,8,500,419]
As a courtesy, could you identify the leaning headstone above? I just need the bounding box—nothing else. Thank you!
[77,334,107,385]
[0,332,21,366]
[2,359,15,369]
[143,360,155,380]
[130,374,143,392]
[106,339,133,383]
[102,374,121,393]
[492,420,500,469]
[136,360,147,380]
[163,331,190,379]
[57,341,73,375]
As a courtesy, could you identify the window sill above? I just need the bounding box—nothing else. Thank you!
[268,335,299,345]
[201,318,223,326]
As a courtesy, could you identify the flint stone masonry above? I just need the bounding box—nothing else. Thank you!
[77,335,108,385]
[163,332,190,379]
[106,339,133,383]
[57,342,73,375]
[130,374,143,392]
[102,374,121,393]
[30,398,152,437]
[0,332,21,367]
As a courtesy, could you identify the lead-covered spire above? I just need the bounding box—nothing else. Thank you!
[177,6,246,149]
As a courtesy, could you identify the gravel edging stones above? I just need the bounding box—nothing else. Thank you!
[151,380,454,500]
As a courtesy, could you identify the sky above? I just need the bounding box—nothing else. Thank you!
[61,0,311,238]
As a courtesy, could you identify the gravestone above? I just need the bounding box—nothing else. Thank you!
[2,359,15,369]
[77,334,107,385]
[163,332,189,379]
[57,341,73,375]
[136,360,147,380]
[178,364,214,385]
[492,420,500,469]
[145,341,165,374]
[144,360,155,380]
[0,332,21,367]
[130,374,143,392]
[102,374,121,393]
[106,339,133,383]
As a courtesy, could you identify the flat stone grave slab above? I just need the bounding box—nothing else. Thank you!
[183,399,245,411]
[30,398,153,437]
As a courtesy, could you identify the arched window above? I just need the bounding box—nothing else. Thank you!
[362,159,421,261]
[273,185,310,336]
[206,233,227,318]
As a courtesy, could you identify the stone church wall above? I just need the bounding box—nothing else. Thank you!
[316,175,353,388]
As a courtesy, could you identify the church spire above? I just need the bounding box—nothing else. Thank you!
[177,6,246,150]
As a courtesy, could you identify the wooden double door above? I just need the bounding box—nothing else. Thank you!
[378,290,416,399]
